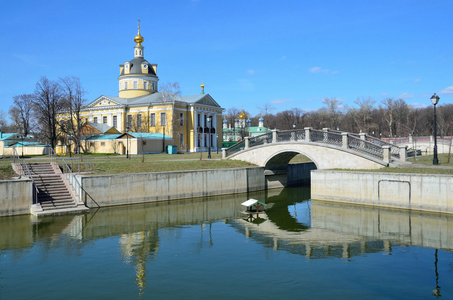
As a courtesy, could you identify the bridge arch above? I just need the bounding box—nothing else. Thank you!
[264,149,318,172]
[224,128,406,171]
[233,143,387,172]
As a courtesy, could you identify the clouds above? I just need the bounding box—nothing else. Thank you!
[13,53,49,69]
[439,86,453,95]
[309,66,338,74]
[270,99,293,104]
[398,92,414,99]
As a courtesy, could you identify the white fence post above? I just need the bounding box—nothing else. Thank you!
[305,127,312,142]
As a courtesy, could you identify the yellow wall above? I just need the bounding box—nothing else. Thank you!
[62,138,175,155]
[56,97,224,153]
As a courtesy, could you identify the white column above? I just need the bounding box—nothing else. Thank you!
[118,112,123,132]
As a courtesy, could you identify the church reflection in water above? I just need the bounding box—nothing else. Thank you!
[1,186,452,295]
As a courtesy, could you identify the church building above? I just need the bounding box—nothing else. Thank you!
[222,112,270,144]
[57,21,223,154]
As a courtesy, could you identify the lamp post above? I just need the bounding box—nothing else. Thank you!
[126,126,130,159]
[431,93,440,165]
[21,135,24,158]
[162,125,166,153]
[433,249,441,298]
[293,123,296,129]
[207,115,212,159]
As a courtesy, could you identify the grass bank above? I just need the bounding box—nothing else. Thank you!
[337,153,453,175]
[0,163,16,180]
[91,155,254,175]
[1,152,452,179]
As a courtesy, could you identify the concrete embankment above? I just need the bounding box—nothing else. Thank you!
[77,167,267,208]
[0,179,32,217]
[311,170,453,214]
[0,163,315,216]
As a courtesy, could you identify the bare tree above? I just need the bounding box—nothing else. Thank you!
[9,94,35,136]
[59,76,87,154]
[224,107,240,126]
[258,103,275,116]
[0,110,9,131]
[159,82,180,152]
[352,97,376,134]
[33,77,63,149]
[321,98,343,130]
[275,109,304,130]
[130,112,149,133]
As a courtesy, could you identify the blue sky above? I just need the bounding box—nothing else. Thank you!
[1,0,452,120]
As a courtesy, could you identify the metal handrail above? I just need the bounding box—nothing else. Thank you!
[60,158,84,204]
[61,157,95,174]
[49,146,58,163]
[12,147,39,204]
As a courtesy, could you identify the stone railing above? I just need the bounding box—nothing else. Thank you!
[223,128,407,163]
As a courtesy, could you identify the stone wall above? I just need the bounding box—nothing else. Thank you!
[311,170,453,214]
[266,162,316,189]
[0,179,32,216]
[77,167,266,208]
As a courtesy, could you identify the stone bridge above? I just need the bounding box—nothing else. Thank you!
[223,128,407,172]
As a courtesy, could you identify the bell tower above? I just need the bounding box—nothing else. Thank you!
[118,20,159,98]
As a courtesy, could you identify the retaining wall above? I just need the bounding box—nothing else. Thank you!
[77,167,266,208]
[266,162,317,189]
[0,179,32,216]
[311,170,453,214]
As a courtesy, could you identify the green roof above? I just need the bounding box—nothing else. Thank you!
[84,134,122,141]
[5,141,49,148]
[129,132,172,139]
[0,132,22,141]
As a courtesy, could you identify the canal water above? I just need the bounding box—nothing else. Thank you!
[1,186,452,299]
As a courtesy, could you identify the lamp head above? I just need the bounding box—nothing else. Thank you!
[431,93,440,105]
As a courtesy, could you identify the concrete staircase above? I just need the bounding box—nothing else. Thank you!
[25,162,89,216]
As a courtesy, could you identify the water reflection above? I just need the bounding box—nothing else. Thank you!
[2,187,453,255]
[1,187,453,298]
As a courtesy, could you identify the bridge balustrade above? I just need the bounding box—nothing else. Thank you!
[351,133,401,160]
[224,140,245,157]
[223,128,405,162]
[277,130,298,142]
[346,135,384,159]
[249,132,273,148]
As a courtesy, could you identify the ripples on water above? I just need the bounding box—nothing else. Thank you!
[0,186,452,299]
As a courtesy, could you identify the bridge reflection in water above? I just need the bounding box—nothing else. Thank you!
[1,188,453,298]
[2,187,452,256]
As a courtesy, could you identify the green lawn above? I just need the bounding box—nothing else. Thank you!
[90,156,254,175]
[0,163,16,180]
[407,153,453,166]
[1,152,453,179]
[337,153,453,175]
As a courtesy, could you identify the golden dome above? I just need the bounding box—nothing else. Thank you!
[134,19,144,46]
[238,111,246,119]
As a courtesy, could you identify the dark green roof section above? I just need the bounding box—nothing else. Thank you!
[84,134,122,141]
[129,132,172,139]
